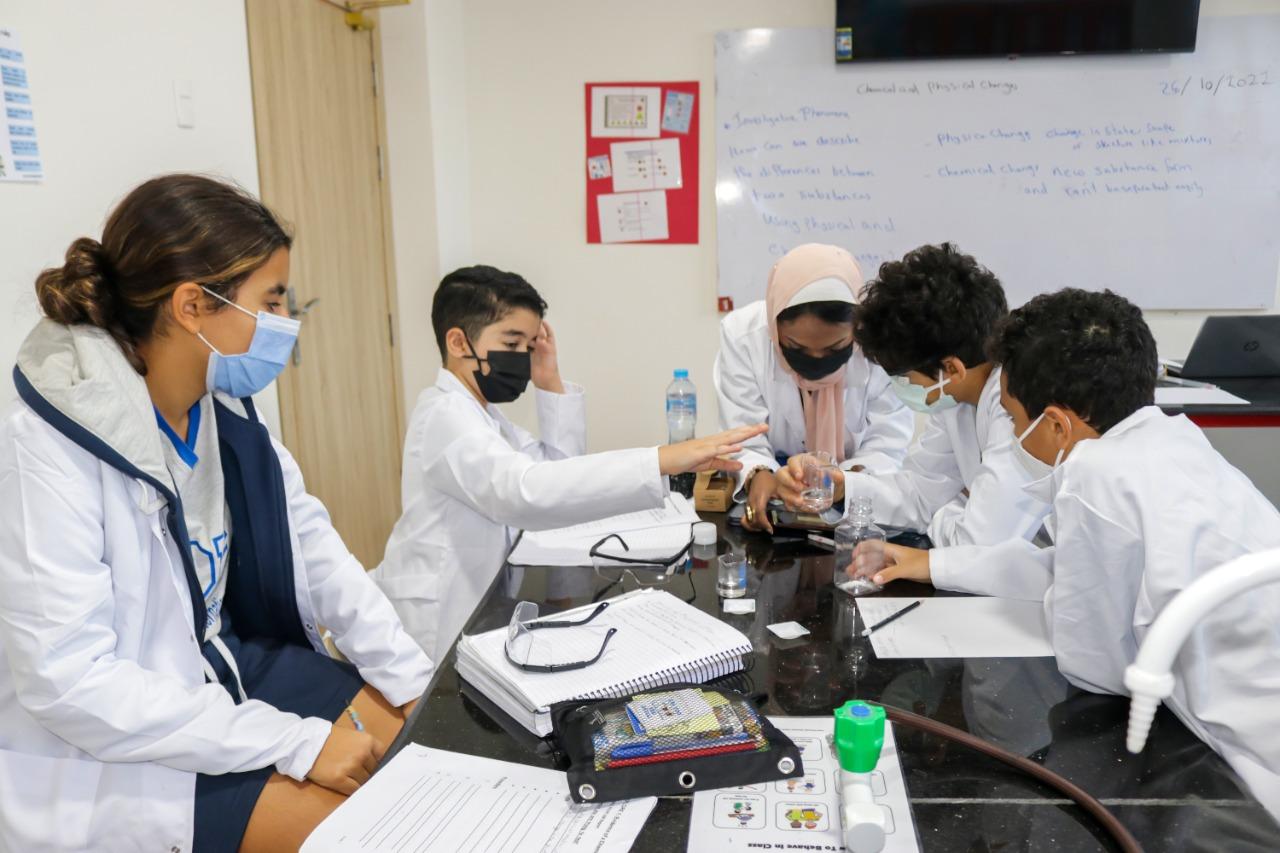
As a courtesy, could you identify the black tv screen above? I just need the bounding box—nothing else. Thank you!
[835,0,1200,62]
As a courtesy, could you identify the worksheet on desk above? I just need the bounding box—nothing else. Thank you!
[856,597,1053,658]
[302,744,655,853]
[687,717,919,852]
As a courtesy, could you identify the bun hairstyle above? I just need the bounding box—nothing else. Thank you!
[35,174,293,374]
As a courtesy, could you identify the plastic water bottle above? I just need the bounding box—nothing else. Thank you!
[834,496,886,596]
[666,369,697,497]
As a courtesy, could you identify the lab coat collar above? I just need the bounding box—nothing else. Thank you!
[15,319,172,488]
[1035,405,1164,507]
[1099,404,1166,438]
[435,366,502,429]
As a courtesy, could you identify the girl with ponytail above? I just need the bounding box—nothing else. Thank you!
[1,174,432,852]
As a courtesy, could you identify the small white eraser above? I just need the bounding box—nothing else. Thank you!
[767,621,810,639]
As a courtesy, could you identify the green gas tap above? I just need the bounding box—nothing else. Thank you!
[833,700,888,852]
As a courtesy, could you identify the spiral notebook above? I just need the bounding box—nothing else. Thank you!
[456,589,752,736]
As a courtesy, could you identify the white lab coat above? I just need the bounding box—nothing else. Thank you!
[844,367,1048,545]
[375,369,666,664]
[714,300,913,495]
[0,322,433,852]
[929,406,1280,818]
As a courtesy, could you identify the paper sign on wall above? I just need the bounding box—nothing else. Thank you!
[598,190,669,243]
[0,28,43,182]
[610,138,682,192]
[587,154,612,180]
[661,90,695,134]
[590,86,661,138]
[585,81,699,245]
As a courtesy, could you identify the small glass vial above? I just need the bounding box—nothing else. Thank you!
[834,496,886,596]
[717,553,748,598]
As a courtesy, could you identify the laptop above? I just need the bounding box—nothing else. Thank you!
[1175,316,1280,379]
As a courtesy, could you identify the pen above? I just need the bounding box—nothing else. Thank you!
[345,706,365,732]
[860,601,922,637]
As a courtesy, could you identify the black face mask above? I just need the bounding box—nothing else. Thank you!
[781,343,854,381]
[465,335,531,403]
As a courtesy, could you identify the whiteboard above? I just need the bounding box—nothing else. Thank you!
[714,16,1280,310]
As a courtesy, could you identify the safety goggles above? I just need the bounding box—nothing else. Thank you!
[588,531,694,570]
[504,600,617,673]
[589,531,697,601]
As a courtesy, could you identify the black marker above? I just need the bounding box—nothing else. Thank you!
[860,600,922,638]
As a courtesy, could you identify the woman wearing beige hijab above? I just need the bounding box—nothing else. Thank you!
[713,243,913,531]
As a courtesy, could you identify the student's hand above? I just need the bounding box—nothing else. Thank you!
[529,321,565,394]
[743,469,776,534]
[867,543,931,586]
[307,725,386,796]
[775,459,804,509]
[399,698,419,721]
[776,454,846,508]
[658,424,768,475]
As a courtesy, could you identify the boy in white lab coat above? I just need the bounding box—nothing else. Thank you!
[863,288,1280,818]
[776,243,1048,547]
[376,266,766,663]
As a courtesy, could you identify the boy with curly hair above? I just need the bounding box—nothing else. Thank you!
[778,243,1048,547]
[863,288,1280,818]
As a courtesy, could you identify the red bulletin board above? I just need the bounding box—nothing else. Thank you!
[584,81,699,244]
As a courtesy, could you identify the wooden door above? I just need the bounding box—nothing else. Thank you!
[245,0,404,569]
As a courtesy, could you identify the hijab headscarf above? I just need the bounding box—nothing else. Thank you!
[765,243,863,462]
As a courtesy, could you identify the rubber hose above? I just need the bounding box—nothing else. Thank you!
[881,703,1142,853]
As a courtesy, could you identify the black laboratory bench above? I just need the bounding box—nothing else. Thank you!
[389,515,1280,852]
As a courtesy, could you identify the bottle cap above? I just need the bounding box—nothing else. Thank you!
[833,700,885,773]
[693,521,717,545]
[673,369,689,378]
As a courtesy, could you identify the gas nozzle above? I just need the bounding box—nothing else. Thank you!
[834,700,888,853]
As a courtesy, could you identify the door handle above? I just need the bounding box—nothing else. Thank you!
[286,289,320,365]
[287,288,320,319]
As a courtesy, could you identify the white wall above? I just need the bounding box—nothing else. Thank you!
[0,1,280,434]
[381,0,1278,452]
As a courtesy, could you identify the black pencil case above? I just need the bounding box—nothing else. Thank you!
[549,682,803,804]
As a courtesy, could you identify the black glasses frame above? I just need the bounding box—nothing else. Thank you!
[588,531,694,567]
[504,601,618,673]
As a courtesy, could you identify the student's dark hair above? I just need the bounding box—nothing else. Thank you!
[776,300,856,327]
[35,173,292,374]
[854,243,1006,376]
[432,265,548,358]
[988,288,1157,433]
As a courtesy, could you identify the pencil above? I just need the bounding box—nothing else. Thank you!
[345,706,365,732]
[861,600,922,637]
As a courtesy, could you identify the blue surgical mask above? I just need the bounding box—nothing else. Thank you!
[197,287,300,398]
[889,371,958,414]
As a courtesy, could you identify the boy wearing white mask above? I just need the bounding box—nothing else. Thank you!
[776,243,1047,547]
[860,288,1280,819]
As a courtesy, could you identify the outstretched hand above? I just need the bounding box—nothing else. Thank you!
[657,424,769,475]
